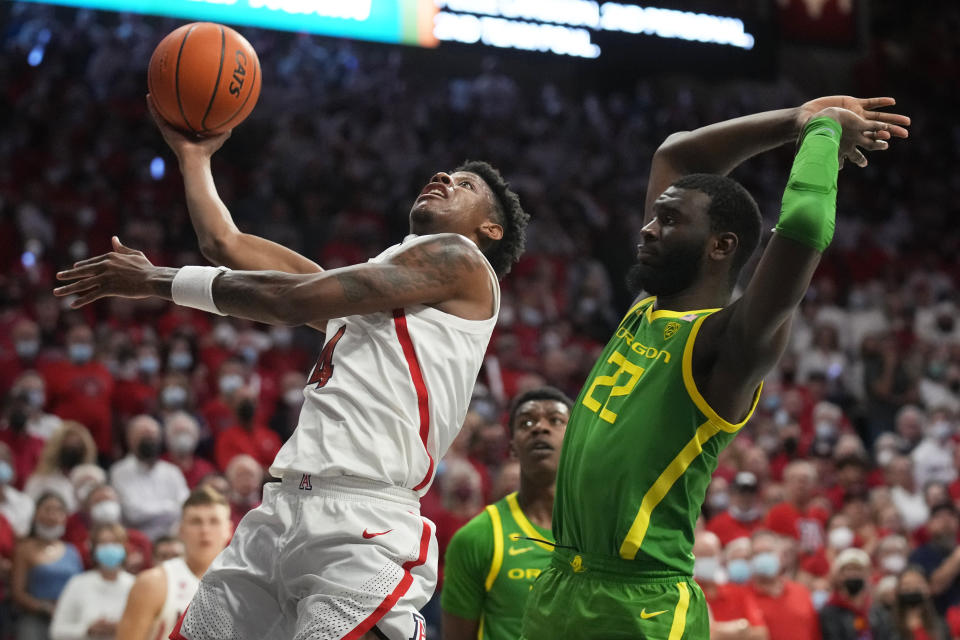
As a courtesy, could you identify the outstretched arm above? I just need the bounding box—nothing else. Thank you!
[644,96,910,220]
[54,235,493,326]
[148,96,322,274]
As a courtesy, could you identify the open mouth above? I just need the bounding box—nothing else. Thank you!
[417,184,448,201]
[530,442,554,453]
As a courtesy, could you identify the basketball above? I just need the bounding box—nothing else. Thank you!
[148,22,261,136]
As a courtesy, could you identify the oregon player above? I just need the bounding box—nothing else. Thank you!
[521,97,910,640]
[442,387,572,640]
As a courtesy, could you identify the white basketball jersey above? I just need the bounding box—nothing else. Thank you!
[151,557,200,640]
[270,234,499,494]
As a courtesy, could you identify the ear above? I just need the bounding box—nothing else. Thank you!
[507,436,518,460]
[709,232,739,262]
[480,219,504,242]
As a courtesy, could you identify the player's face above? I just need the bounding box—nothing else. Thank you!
[179,504,232,562]
[627,187,713,297]
[511,400,569,475]
[409,171,497,236]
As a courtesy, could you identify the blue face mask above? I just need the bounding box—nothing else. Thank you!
[751,552,780,578]
[726,558,752,584]
[168,351,193,371]
[0,461,14,486]
[68,343,94,364]
[94,543,126,569]
[138,356,160,375]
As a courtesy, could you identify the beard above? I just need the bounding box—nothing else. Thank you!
[626,241,704,297]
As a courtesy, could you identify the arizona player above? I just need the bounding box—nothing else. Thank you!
[521,96,909,639]
[441,387,572,640]
[54,101,529,640]
[115,487,232,640]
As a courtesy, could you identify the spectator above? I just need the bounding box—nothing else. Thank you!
[875,535,910,581]
[212,388,281,471]
[162,411,214,488]
[725,537,754,585]
[11,493,84,640]
[24,421,97,513]
[39,324,115,456]
[749,530,820,640]
[694,531,768,639]
[68,463,106,511]
[709,471,766,546]
[877,566,950,640]
[894,406,926,455]
[224,454,263,528]
[910,409,956,490]
[0,319,52,392]
[887,455,929,532]
[764,461,828,554]
[269,370,307,442]
[908,502,960,615]
[0,442,35,536]
[0,376,47,488]
[820,548,878,639]
[109,415,189,540]
[0,512,14,639]
[49,522,135,640]
[200,356,249,436]
[152,535,185,563]
[6,370,61,442]
[64,483,152,573]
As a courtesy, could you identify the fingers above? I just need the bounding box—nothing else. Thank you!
[69,289,107,309]
[859,97,896,110]
[111,236,140,255]
[56,263,105,281]
[53,278,100,297]
[69,253,112,268]
[847,148,868,168]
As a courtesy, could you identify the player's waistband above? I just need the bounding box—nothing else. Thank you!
[551,547,691,583]
[276,472,420,509]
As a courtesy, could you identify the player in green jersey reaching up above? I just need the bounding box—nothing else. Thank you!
[442,387,572,640]
[521,96,910,640]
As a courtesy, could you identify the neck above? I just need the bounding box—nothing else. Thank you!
[171,453,192,464]
[654,280,731,313]
[516,473,555,530]
[185,554,211,578]
[754,576,782,595]
[99,567,120,580]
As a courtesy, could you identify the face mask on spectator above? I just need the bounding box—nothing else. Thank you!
[219,374,244,395]
[783,436,799,456]
[9,409,27,432]
[897,591,925,607]
[136,437,161,461]
[168,351,193,371]
[729,505,763,523]
[25,389,45,409]
[751,552,780,578]
[138,355,160,375]
[843,577,866,597]
[693,556,720,582]
[726,559,751,584]
[0,461,14,486]
[828,526,854,550]
[237,400,256,424]
[877,448,895,467]
[16,339,39,359]
[815,420,837,440]
[68,342,94,364]
[169,432,197,455]
[284,388,304,407]
[930,420,953,441]
[35,523,65,541]
[240,346,258,366]
[90,500,122,524]
[881,554,906,574]
[708,491,729,512]
[59,445,85,469]
[213,323,237,347]
[270,326,293,349]
[812,589,830,610]
[94,542,126,569]
[161,386,188,408]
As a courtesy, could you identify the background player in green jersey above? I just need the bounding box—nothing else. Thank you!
[522,96,911,640]
[442,387,572,640]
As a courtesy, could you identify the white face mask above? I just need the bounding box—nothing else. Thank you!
[219,374,244,395]
[881,553,907,574]
[693,556,720,582]
[34,523,65,541]
[828,526,855,550]
[90,500,122,524]
[168,432,197,455]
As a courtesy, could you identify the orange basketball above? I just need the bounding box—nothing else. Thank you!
[148,22,261,136]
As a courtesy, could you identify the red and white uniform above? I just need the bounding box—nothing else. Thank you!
[152,557,200,640]
[175,235,498,640]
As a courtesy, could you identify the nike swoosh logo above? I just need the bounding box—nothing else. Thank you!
[640,609,668,619]
[508,546,533,556]
[362,529,393,539]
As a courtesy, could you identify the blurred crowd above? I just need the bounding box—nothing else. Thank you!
[1,1,959,638]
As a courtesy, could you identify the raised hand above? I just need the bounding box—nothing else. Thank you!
[809,106,901,169]
[147,94,232,160]
[798,95,910,142]
[54,236,164,308]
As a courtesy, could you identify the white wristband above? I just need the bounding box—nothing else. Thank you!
[171,266,229,316]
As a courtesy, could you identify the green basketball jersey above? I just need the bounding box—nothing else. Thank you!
[441,492,554,640]
[554,297,761,574]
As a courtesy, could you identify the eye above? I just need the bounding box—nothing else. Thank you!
[459,181,475,190]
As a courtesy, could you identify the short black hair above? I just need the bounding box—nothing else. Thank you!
[671,173,762,283]
[455,160,529,278]
[508,386,573,435]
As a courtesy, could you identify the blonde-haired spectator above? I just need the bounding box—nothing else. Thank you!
[24,422,97,513]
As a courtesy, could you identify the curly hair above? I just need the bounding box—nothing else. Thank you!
[455,160,529,278]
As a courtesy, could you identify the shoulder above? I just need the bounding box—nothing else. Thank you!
[130,564,168,600]
[449,506,496,548]
[391,234,488,271]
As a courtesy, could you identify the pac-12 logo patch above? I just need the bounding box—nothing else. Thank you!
[664,321,681,340]
[408,612,426,640]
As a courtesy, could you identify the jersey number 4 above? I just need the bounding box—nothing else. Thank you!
[308,326,346,389]
[582,351,645,424]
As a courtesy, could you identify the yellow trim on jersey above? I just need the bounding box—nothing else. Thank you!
[484,504,504,592]
[667,582,690,640]
[618,420,721,559]
[623,296,656,322]
[680,314,763,434]
[478,616,485,639]
[505,492,554,552]
[644,301,720,324]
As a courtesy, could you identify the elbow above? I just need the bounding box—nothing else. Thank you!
[199,233,239,267]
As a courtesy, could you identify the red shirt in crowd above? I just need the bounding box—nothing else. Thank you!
[201,397,239,437]
[41,359,115,454]
[112,378,156,423]
[703,583,767,627]
[161,454,217,488]
[0,429,44,489]
[214,424,282,471]
[764,501,830,551]
[706,511,765,546]
[0,513,14,600]
[751,580,820,640]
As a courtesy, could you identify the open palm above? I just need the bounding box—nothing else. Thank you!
[798,96,911,140]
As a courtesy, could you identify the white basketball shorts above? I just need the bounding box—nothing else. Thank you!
[171,473,437,640]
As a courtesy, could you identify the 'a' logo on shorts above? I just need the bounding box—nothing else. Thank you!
[408,612,426,640]
[299,474,312,490]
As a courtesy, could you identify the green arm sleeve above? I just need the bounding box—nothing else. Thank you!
[775,116,842,252]
[441,510,494,620]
